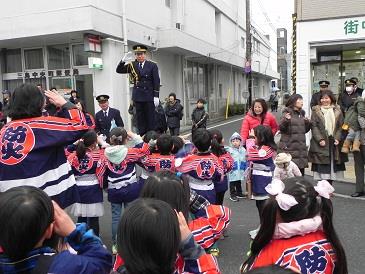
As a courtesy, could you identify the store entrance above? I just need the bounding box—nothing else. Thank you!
[75,75,95,115]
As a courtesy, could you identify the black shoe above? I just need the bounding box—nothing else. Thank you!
[351,192,364,197]
[229,195,239,202]
[236,193,246,199]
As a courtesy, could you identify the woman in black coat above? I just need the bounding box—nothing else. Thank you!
[278,94,311,175]
[165,93,183,136]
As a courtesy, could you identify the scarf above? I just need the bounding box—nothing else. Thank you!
[320,105,335,136]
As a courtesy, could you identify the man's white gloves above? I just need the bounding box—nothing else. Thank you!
[122,51,134,64]
[154,97,160,108]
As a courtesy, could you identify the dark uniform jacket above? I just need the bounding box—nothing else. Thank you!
[310,92,322,108]
[338,88,363,113]
[165,99,183,128]
[116,60,160,102]
[95,107,124,137]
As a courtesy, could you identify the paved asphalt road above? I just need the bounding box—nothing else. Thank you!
[96,117,365,274]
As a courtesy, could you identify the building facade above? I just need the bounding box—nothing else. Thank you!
[0,0,278,127]
[294,0,365,112]
[277,28,289,92]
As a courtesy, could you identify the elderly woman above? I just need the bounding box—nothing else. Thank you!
[278,94,311,175]
[240,98,278,145]
[308,90,347,183]
[0,84,88,208]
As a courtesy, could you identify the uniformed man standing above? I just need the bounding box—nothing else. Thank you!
[116,45,160,136]
[95,95,124,139]
[310,80,330,108]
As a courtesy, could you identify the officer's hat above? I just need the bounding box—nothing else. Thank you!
[345,79,356,86]
[133,44,148,53]
[2,90,10,95]
[319,80,330,87]
[350,77,359,84]
[96,94,110,102]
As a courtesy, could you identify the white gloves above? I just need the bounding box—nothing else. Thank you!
[154,97,160,107]
[122,51,134,64]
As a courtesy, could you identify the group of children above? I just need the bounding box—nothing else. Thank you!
[0,120,347,274]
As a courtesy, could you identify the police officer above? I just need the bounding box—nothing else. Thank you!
[310,80,330,108]
[116,45,160,136]
[95,95,124,139]
[338,79,362,113]
[350,77,364,97]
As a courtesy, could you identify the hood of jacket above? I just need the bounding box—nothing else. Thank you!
[230,132,242,143]
[105,145,128,164]
[282,106,306,117]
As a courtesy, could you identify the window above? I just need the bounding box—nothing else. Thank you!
[240,37,245,49]
[48,45,70,70]
[24,48,44,69]
[4,49,22,73]
[4,79,23,92]
[280,46,286,54]
[219,84,223,98]
[193,65,198,98]
[280,30,285,38]
[185,61,193,99]
[73,44,91,66]
[165,0,171,8]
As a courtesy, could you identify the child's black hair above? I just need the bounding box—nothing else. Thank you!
[192,128,211,152]
[143,130,159,153]
[156,134,173,155]
[241,177,347,274]
[109,127,128,145]
[171,136,184,154]
[253,125,277,151]
[117,198,180,274]
[76,130,97,160]
[140,171,190,220]
[209,129,226,157]
[7,84,44,120]
[0,186,54,260]
[197,98,206,105]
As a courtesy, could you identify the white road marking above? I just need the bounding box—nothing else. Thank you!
[333,192,365,201]
[184,117,244,137]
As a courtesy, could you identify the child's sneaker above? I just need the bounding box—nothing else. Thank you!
[208,247,220,257]
[229,195,239,202]
[236,193,246,199]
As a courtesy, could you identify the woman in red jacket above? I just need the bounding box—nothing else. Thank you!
[240,98,278,145]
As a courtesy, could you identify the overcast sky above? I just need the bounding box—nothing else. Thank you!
[251,0,294,51]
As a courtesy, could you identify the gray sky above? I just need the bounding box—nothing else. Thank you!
[251,0,294,51]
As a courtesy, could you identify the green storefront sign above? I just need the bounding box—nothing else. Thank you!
[344,19,365,35]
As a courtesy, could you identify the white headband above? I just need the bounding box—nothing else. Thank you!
[314,180,334,199]
[265,179,298,211]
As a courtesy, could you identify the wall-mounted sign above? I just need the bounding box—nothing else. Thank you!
[88,57,103,69]
[344,19,365,35]
[22,69,80,79]
[84,34,102,52]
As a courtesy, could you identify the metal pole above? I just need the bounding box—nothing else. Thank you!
[245,0,252,107]
[121,0,132,129]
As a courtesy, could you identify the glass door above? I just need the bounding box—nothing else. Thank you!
[75,75,95,115]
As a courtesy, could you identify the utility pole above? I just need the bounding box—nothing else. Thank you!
[245,0,252,107]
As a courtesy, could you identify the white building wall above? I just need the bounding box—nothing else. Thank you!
[0,0,278,125]
[184,0,217,45]
[296,15,365,113]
